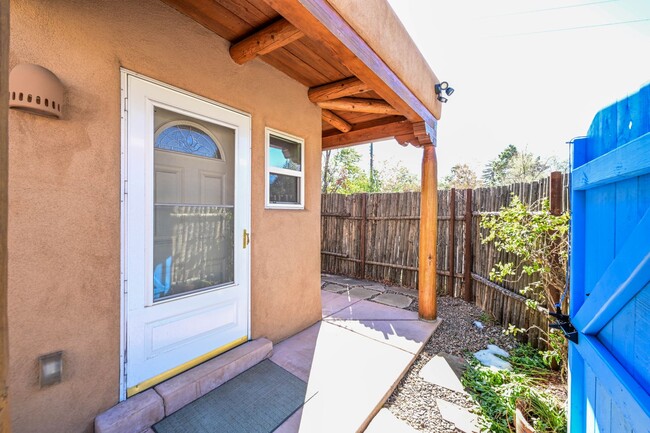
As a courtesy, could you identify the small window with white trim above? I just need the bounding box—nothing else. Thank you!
[265,128,304,209]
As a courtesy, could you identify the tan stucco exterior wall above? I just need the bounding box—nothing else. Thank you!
[8,0,322,431]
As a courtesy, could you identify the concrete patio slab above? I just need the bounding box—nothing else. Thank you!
[271,290,439,433]
[327,318,440,355]
[321,290,361,318]
[373,293,413,308]
[365,408,419,433]
[325,298,417,321]
[347,287,381,299]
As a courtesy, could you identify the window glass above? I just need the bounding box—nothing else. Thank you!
[269,173,299,204]
[155,123,221,159]
[153,109,235,301]
[269,134,301,171]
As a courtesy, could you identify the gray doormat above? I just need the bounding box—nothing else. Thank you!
[153,360,308,433]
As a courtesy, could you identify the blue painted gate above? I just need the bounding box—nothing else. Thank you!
[570,83,650,432]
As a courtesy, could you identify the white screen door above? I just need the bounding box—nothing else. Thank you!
[122,73,250,398]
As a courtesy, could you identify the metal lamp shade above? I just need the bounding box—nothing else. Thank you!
[9,64,64,118]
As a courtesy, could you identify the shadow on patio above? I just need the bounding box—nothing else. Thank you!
[272,287,440,432]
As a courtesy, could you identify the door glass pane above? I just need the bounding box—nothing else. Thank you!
[153,107,236,301]
[269,173,299,204]
[269,134,301,171]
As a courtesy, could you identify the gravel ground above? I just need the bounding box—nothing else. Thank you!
[385,295,518,433]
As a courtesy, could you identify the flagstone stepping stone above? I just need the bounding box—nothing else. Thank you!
[373,293,413,309]
[474,349,512,371]
[419,353,468,394]
[321,274,365,287]
[487,344,510,358]
[322,283,347,293]
[436,399,479,433]
[359,282,387,292]
[347,287,381,300]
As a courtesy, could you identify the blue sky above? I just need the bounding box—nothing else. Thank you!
[353,0,650,180]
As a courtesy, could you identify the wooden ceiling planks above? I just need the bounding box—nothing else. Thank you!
[282,40,348,83]
[160,0,432,148]
[217,0,276,24]
[262,48,330,87]
[161,0,251,40]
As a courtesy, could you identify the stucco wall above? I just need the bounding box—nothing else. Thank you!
[8,0,322,432]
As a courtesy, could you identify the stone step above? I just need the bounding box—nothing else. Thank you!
[95,338,273,433]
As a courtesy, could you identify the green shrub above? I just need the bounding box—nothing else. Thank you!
[462,345,567,433]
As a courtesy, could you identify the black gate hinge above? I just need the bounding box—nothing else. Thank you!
[548,305,579,344]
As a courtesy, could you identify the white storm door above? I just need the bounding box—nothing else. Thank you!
[123,73,250,397]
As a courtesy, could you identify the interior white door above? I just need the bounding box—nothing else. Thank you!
[123,73,250,397]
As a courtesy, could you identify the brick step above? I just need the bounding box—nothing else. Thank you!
[95,338,273,433]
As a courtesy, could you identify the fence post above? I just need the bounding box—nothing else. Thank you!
[463,189,473,302]
[550,171,562,216]
[358,193,367,279]
[448,188,456,296]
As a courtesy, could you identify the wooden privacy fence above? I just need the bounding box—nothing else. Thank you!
[321,173,569,348]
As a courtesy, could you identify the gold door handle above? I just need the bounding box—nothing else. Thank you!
[243,229,250,249]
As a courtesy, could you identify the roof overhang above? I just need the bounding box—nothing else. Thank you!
[161,0,441,148]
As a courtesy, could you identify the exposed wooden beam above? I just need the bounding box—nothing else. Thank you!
[395,133,419,147]
[322,119,413,149]
[317,98,398,115]
[230,18,304,64]
[321,109,352,133]
[308,77,370,102]
[261,0,437,126]
[413,120,437,146]
[0,0,10,430]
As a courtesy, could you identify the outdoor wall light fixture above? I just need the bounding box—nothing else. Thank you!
[435,81,454,103]
[39,351,63,388]
[9,63,64,118]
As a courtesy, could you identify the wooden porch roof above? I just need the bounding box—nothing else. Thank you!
[161,0,441,149]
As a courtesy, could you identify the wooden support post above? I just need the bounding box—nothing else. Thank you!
[317,98,399,115]
[0,0,10,430]
[358,193,367,279]
[448,188,455,296]
[550,171,562,216]
[463,189,473,303]
[229,18,304,64]
[321,109,352,133]
[309,77,370,102]
[418,144,438,320]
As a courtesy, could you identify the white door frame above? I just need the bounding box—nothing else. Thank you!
[119,69,251,401]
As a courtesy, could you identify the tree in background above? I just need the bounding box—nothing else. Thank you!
[482,145,567,186]
[321,148,420,194]
[376,160,420,192]
[482,144,518,186]
[440,164,482,189]
[321,148,371,194]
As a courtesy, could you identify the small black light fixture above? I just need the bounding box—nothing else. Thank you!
[435,81,454,103]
